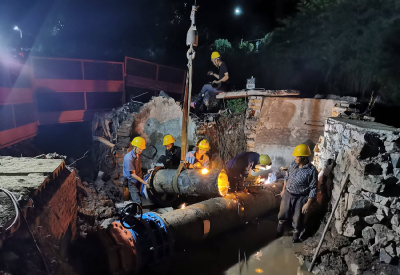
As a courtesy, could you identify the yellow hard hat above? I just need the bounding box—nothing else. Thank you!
[163,135,175,146]
[259,155,271,166]
[198,139,210,151]
[131,137,146,150]
[292,144,311,157]
[211,51,221,60]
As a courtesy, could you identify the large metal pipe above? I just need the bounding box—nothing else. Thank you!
[98,180,284,275]
[151,168,229,197]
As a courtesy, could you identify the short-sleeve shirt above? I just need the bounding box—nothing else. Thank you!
[219,62,230,84]
[218,62,230,91]
[123,150,143,182]
[185,151,210,168]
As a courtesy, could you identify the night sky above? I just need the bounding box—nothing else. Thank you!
[0,0,299,68]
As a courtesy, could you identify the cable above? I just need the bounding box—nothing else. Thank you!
[0,188,19,232]
[0,188,50,275]
[67,150,89,167]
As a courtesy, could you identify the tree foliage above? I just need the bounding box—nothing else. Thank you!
[238,41,255,53]
[214,39,233,54]
[266,0,400,101]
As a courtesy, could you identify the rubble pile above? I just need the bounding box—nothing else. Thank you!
[300,117,400,274]
[92,96,197,200]
[76,177,117,237]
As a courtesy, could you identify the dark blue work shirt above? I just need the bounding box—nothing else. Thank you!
[227,152,260,175]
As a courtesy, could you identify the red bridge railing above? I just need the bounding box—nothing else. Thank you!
[0,55,185,149]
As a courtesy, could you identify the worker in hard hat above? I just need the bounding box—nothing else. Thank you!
[185,139,210,169]
[226,152,271,191]
[277,144,318,243]
[158,135,181,169]
[250,156,284,184]
[190,51,230,110]
[122,137,150,205]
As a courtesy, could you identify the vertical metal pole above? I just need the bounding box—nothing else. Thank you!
[181,68,190,159]
[172,4,198,193]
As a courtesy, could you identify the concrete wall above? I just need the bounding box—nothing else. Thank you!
[253,98,337,168]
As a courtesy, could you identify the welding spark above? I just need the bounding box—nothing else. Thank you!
[255,268,263,273]
[180,203,186,209]
[201,168,209,175]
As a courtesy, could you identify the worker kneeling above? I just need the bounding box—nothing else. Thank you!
[122,137,150,205]
[277,144,318,243]
[185,139,210,169]
[158,135,181,169]
[190,51,230,111]
[226,152,272,191]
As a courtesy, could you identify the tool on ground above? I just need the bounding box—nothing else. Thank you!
[308,173,350,272]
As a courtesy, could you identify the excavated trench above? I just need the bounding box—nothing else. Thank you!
[5,95,400,275]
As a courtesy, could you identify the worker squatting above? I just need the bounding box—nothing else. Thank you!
[122,133,317,243]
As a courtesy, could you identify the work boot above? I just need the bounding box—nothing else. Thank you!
[276,222,284,237]
[292,230,301,243]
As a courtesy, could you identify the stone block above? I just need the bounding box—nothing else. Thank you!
[373,224,397,247]
[348,197,372,216]
[362,227,376,240]
[380,248,392,264]
[391,153,400,168]
[351,238,369,251]
[343,216,362,237]
[391,214,400,227]
[364,215,380,225]
[385,142,400,153]
[385,243,397,257]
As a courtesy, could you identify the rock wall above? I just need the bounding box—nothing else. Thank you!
[315,117,400,265]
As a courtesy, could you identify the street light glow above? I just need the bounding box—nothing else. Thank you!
[13,26,22,38]
[235,8,241,15]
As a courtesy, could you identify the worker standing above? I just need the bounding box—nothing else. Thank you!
[185,139,210,169]
[277,144,318,243]
[158,135,181,169]
[190,51,230,110]
[123,137,150,205]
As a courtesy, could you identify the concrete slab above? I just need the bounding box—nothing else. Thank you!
[0,156,66,197]
[0,174,48,197]
[330,117,400,133]
[216,89,300,99]
[0,157,64,175]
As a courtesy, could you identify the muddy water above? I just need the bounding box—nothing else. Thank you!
[144,214,313,275]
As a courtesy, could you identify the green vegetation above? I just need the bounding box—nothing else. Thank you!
[225,99,247,114]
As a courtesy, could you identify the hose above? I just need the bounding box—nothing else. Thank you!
[0,188,19,232]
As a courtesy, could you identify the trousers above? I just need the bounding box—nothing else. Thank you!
[193,84,222,107]
[128,180,141,204]
[277,190,309,232]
